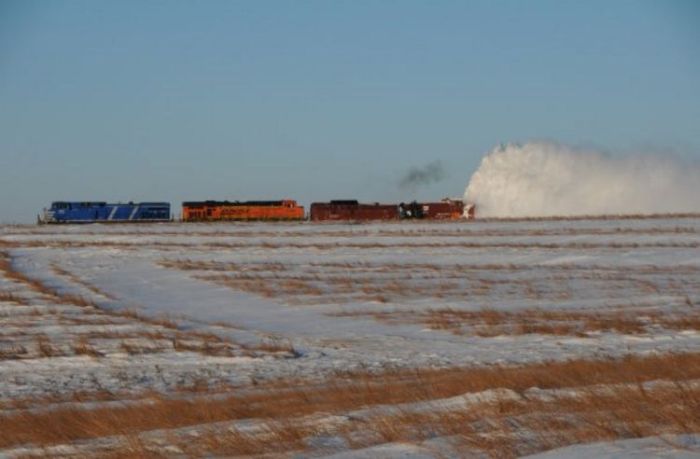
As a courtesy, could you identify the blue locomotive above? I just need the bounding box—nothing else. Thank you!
[39,201,171,224]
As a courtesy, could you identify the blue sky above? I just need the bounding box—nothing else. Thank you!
[1,0,698,222]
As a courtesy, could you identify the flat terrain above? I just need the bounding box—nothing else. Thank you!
[1,217,700,457]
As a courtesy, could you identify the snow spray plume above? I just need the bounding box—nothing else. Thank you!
[399,160,447,190]
[464,142,700,218]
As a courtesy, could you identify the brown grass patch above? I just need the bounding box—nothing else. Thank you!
[10,221,699,240]
[172,337,235,357]
[2,352,700,450]
[185,420,316,456]
[349,382,700,457]
[0,343,27,360]
[336,307,700,337]
[14,237,698,252]
[244,337,296,355]
[35,334,64,358]
[72,336,103,358]
[20,239,700,250]
[0,291,30,305]
[181,258,700,304]
[120,340,167,355]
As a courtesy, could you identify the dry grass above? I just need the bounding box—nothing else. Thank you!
[2,352,700,451]
[162,258,700,275]
[0,344,27,360]
[9,219,699,240]
[0,291,30,305]
[426,308,650,336]
[0,390,157,412]
[100,435,169,459]
[159,259,287,272]
[348,382,700,457]
[160,257,700,304]
[188,376,700,457]
[35,334,64,358]
[6,238,700,251]
[71,336,103,358]
[172,337,235,357]
[244,337,296,355]
[120,340,168,355]
[335,307,700,337]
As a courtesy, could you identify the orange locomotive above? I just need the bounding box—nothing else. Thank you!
[182,200,304,221]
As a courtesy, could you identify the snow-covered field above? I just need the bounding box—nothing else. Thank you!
[1,217,700,457]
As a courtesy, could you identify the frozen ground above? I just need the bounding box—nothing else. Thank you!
[1,217,700,457]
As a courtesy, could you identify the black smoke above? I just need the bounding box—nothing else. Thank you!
[399,160,447,190]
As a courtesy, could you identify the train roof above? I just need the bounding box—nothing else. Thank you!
[50,201,169,207]
[312,200,396,207]
[312,199,464,207]
[182,200,293,207]
[329,200,359,205]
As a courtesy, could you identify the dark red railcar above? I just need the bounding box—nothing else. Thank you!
[310,200,399,222]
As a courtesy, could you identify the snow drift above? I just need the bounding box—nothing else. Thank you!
[464,142,700,218]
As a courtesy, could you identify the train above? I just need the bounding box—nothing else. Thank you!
[399,199,470,220]
[182,200,305,221]
[309,199,472,221]
[38,202,171,224]
[309,200,398,222]
[38,198,475,224]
